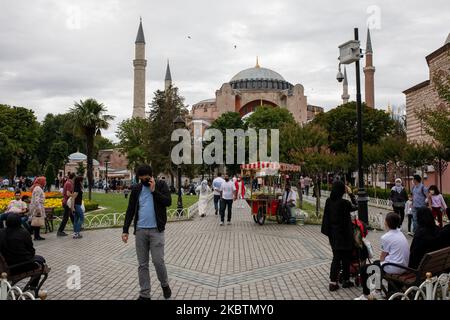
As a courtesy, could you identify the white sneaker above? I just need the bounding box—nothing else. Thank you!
[354,294,369,300]
[220,222,224,226]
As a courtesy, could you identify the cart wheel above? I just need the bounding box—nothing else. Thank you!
[257,207,266,225]
[276,211,283,224]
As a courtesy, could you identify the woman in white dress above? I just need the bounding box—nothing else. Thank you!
[196,180,211,218]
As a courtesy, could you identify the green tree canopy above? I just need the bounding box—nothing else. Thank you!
[0,105,40,178]
[312,102,396,153]
[245,105,295,130]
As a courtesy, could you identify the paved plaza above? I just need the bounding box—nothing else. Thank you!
[24,200,402,301]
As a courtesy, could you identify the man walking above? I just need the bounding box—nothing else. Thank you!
[304,176,311,196]
[122,165,172,300]
[411,175,429,235]
[219,175,236,226]
[212,173,225,215]
[57,173,75,237]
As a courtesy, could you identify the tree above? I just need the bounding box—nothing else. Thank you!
[69,99,115,200]
[38,113,85,169]
[45,164,55,191]
[209,112,246,175]
[116,117,151,170]
[147,86,188,179]
[312,102,396,153]
[76,162,86,176]
[94,136,115,158]
[48,141,69,176]
[0,105,40,179]
[246,106,295,130]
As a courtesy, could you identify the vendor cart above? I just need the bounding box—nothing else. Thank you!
[241,162,301,225]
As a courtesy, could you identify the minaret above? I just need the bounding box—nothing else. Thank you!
[132,18,147,119]
[165,60,172,91]
[341,67,350,104]
[364,28,376,109]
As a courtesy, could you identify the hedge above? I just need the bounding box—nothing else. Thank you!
[53,200,99,216]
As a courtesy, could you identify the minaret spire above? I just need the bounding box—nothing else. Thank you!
[364,28,376,108]
[256,56,260,68]
[132,18,147,118]
[165,60,172,91]
[341,67,350,104]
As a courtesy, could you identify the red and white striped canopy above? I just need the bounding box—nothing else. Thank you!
[240,162,301,172]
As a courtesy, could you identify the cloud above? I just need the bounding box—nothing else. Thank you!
[0,0,449,142]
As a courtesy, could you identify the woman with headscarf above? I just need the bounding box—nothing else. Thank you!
[390,178,408,229]
[29,176,46,241]
[321,181,358,291]
[196,180,211,218]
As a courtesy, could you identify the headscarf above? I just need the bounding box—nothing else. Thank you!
[200,180,208,194]
[392,178,404,194]
[31,176,46,193]
[5,213,21,229]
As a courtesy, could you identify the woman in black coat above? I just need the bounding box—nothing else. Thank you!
[321,181,358,291]
[409,207,439,269]
[390,178,408,228]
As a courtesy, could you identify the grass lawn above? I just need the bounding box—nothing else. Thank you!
[89,192,199,215]
[299,201,323,225]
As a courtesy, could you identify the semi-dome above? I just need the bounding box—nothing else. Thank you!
[230,67,286,82]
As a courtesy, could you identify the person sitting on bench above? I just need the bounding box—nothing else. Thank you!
[0,214,46,290]
[409,207,439,269]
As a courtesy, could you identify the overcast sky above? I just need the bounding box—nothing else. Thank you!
[1,0,449,141]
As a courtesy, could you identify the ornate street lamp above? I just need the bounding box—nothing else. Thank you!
[173,115,186,216]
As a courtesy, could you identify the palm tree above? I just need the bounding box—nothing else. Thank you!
[69,99,115,200]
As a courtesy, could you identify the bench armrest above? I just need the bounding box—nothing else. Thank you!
[381,263,418,275]
[8,260,41,271]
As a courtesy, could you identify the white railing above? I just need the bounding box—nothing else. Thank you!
[0,273,36,300]
[321,190,392,209]
[389,272,450,300]
[50,195,213,230]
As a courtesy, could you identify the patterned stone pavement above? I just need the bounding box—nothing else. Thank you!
[26,200,399,300]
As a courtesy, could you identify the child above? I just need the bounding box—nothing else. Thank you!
[405,193,413,236]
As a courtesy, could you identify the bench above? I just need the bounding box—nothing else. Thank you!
[0,254,50,298]
[382,246,450,294]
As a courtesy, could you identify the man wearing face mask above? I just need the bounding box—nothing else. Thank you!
[389,178,408,229]
[122,165,172,300]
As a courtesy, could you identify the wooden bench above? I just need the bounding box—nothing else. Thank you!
[0,254,51,298]
[382,246,450,294]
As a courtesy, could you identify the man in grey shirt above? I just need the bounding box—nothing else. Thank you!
[411,175,429,234]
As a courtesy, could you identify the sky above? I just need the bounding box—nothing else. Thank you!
[0,0,449,142]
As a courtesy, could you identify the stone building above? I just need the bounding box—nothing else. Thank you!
[190,58,324,130]
[403,33,450,193]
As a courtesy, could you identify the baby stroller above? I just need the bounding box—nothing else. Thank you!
[339,217,371,287]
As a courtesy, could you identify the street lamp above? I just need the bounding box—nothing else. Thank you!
[173,115,186,216]
[337,28,369,224]
[105,160,110,193]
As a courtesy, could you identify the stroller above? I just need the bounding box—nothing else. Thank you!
[339,216,371,287]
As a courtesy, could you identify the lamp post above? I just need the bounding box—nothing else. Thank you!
[105,160,110,193]
[173,115,186,216]
[337,28,369,224]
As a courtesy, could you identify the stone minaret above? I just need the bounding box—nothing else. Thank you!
[132,18,147,118]
[341,67,350,104]
[364,28,376,109]
[165,60,172,91]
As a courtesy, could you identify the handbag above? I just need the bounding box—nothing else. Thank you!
[31,216,45,227]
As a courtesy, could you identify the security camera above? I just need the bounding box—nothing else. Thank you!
[336,71,344,83]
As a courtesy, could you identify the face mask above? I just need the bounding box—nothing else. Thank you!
[141,178,150,187]
[396,183,402,187]
[430,191,435,195]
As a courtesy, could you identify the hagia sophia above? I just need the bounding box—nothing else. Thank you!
[131,19,377,130]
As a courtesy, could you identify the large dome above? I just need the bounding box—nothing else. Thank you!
[231,67,286,82]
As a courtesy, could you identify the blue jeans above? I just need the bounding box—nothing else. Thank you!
[0,213,30,230]
[73,204,84,233]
